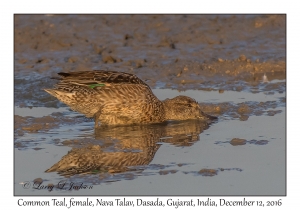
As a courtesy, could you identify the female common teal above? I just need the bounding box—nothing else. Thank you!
[44,70,216,127]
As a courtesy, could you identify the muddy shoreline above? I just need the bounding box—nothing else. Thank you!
[14,14,286,108]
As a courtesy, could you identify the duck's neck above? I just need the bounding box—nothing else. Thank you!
[162,99,176,120]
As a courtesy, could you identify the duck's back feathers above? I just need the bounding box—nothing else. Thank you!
[53,70,151,95]
[45,70,164,124]
[57,70,148,86]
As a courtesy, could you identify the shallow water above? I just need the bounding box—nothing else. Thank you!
[14,87,285,196]
[15,107,69,117]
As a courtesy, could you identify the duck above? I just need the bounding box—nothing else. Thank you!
[44,70,217,127]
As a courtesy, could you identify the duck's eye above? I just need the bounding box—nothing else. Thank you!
[188,104,192,107]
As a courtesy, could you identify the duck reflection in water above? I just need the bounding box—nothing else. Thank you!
[46,119,215,176]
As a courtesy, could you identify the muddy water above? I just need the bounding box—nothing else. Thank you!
[14,14,286,196]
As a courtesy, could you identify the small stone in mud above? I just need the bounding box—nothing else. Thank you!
[253,110,264,116]
[17,130,24,136]
[150,164,165,170]
[116,58,123,63]
[93,44,106,54]
[255,140,269,145]
[230,138,246,146]
[102,55,116,63]
[124,173,135,180]
[22,124,44,132]
[159,37,176,49]
[239,54,247,62]
[251,90,260,94]
[159,170,178,175]
[67,56,78,63]
[124,34,133,40]
[230,113,240,118]
[33,116,56,124]
[36,58,49,64]
[214,106,221,113]
[239,115,249,121]
[218,58,224,62]
[33,178,43,184]
[33,147,44,150]
[99,173,110,180]
[48,183,54,191]
[18,103,26,108]
[18,59,27,64]
[280,97,286,103]
[135,60,144,68]
[236,86,243,92]
[14,142,25,148]
[61,140,73,145]
[51,112,63,117]
[198,169,217,176]
[26,65,34,69]
[159,170,169,175]
[267,110,282,116]
[124,60,133,66]
[237,104,251,114]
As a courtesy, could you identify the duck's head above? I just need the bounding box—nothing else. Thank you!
[163,95,217,121]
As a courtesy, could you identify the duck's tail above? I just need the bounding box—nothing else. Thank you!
[44,89,57,97]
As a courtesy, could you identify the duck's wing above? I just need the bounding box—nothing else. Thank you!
[45,70,155,118]
[57,70,148,86]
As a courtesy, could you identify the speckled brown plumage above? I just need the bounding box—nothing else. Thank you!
[44,70,216,127]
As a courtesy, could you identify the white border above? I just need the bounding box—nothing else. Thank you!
[5,0,296,208]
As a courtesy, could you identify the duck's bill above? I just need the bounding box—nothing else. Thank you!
[198,113,218,121]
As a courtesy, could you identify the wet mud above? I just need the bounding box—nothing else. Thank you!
[14,14,285,195]
[14,14,285,107]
